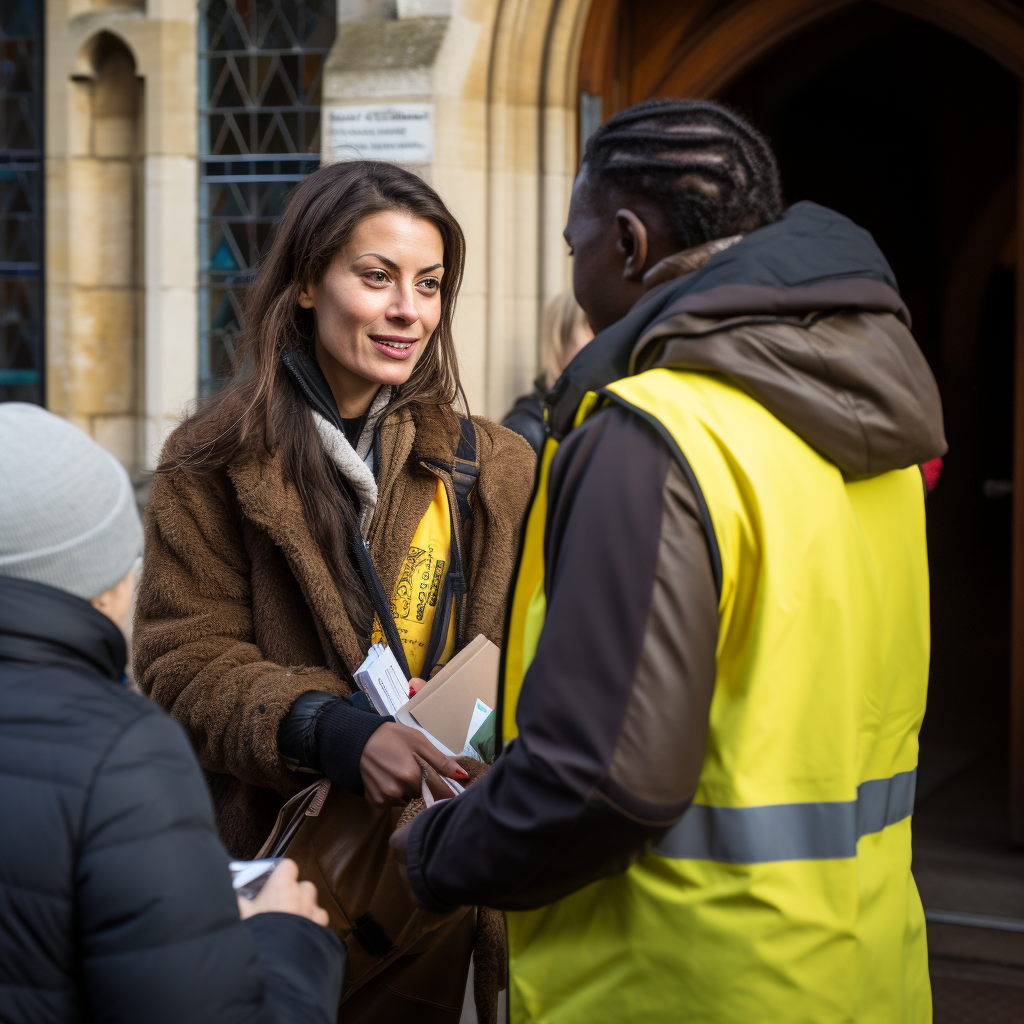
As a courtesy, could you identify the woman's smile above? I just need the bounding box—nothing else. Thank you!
[369,334,419,359]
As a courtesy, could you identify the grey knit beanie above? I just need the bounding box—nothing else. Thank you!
[0,403,144,600]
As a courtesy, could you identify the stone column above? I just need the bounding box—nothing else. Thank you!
[139,2,199,469]
[66,33,142,467]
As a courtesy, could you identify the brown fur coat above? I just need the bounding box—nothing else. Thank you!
[133,402,535,859]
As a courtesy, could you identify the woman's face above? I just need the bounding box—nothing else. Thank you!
[298,209,445,417]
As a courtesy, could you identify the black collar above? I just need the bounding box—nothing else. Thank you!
[281,346,345,433]
[280,344,385,481]
[0,576,127,682]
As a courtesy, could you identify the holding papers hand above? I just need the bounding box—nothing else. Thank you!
[358,721,467,808]
[353,634,501,798]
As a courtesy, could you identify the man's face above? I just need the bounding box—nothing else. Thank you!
[564,167,642,334]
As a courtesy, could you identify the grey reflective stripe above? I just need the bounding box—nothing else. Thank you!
[654,768,917,863]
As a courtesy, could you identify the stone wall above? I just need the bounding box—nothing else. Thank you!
[41,0,592,466]
[45,0,197,472]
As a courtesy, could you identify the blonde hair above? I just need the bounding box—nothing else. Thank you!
[541,291,591,390]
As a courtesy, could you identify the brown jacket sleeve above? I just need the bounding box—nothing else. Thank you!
[405,405,719,911]
[133,467,346,795]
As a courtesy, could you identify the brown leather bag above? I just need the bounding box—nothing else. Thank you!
[257,766,489,1024]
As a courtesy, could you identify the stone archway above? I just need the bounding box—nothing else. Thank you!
[477,0,595,412]
[577,0,1024,105]
[56,31,145,468]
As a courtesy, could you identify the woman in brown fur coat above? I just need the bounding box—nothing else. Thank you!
[133,162,534,1021]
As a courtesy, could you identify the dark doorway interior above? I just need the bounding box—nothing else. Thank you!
[722,3,1019,840]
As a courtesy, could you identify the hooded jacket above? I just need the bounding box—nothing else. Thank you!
[404,202,947,912]
[0,575,344,1024]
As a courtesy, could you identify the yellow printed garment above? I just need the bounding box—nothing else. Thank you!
[372,477,456,678]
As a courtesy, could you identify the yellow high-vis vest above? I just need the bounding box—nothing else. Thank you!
[501,367,932,1024]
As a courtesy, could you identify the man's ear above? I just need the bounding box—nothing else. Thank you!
[615,209,649,281]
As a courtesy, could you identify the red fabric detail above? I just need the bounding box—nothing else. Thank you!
[921,457,944,492]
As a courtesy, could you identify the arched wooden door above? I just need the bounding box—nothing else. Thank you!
[579,0,1024,845]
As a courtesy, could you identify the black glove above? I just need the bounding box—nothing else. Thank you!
[277,690,393,793]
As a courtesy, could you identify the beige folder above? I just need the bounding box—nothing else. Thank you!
[403,634,499,754]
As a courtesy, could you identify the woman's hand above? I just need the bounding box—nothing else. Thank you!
[360,722,469,808]
[236,858,329,926]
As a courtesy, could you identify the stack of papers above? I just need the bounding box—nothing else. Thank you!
[354,643,410,717]
[229,858,281,899]
[463,698,497,764]
[400,635,499,754]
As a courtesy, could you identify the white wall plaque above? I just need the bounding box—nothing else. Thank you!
[328,104,434,164]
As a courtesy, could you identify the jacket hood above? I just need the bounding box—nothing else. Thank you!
[549,202,946,476]
[0,575,126,681]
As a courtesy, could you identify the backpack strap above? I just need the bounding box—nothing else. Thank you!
[452,417,478,530]
[417,417,478,676]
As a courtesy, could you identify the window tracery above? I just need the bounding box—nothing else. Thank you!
[0,0,43,403]
[199,0,336,392]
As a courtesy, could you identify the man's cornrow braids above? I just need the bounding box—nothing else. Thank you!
[582,98,782,252]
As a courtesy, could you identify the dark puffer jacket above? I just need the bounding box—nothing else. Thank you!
[0,575,344,1024]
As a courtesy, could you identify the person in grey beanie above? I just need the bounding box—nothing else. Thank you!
[0,402,145,606]
[0,403,346,1024]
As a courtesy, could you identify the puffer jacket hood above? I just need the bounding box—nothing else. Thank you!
[549,201,947,476]
[0,574,126,680]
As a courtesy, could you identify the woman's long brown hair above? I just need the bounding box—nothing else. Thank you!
[161,161,468,635]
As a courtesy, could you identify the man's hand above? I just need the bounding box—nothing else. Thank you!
[236,858,329,926]
[360,722,469,808]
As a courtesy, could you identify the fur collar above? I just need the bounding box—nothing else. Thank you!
[311,386,393,536]
[642,235,745,291]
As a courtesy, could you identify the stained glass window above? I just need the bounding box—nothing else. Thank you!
[199,0,336,394]
[0,0,43,404]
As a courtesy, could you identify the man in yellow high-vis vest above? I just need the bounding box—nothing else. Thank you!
[392,99,947,1023]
